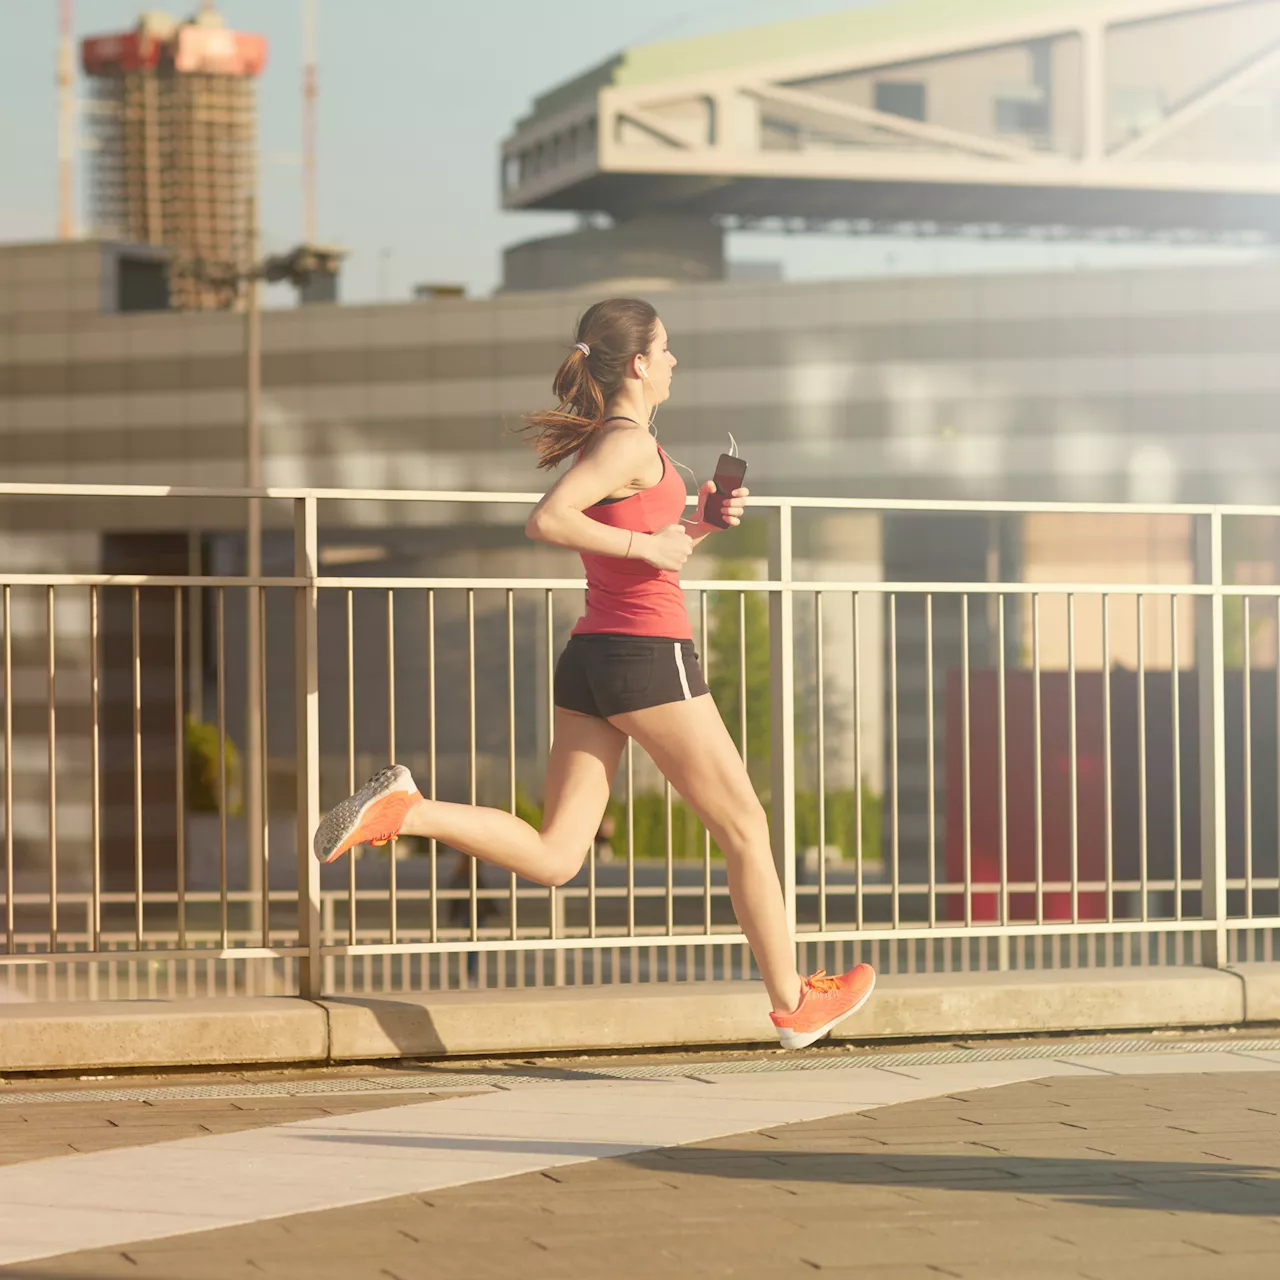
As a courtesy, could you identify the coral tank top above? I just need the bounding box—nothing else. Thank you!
[571,444,692,640]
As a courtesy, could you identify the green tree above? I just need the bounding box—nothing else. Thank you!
[184,714,242,815]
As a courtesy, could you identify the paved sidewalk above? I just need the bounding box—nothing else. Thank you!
[1,1042,1279,1279]
[0,1090,483,1169]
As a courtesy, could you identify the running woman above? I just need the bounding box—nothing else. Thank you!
[313,298,875,1048]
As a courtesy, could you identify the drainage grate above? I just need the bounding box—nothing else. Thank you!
[1,1036,1276,1106]
[0,1077,514,1106]
[574,1037,1280,1077]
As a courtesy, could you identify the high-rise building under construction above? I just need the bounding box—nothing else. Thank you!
[81,7,268,310]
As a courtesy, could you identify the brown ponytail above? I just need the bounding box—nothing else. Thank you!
[521,297,659,470]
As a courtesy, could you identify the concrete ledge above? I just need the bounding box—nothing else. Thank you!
[322,968,1252,1061]
[837,967,1248,1042]
[320,985,769,1059]
[1235,962,1280,1023]
[0,998,326,1074]
[0,967,1272,1074]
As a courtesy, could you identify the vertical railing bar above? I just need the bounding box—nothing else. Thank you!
[169,588,183,953]
[665,778,674,937]
[1068,593,1079,926]
[587,817,598,941]
[346,590,356,946]
[961,593,971,929]
[216,586,228,947]
[258,584,270,947]
[701,590,711,935]
[997,593,1008,929]
[1198,510,1228,967]
[507,589,519,941]
[3,586,12,955]
[925,592,935,929]
[47,587,58,952]
[738,592,748,763]
[1138,594,1149,922]
[387,589,398,945]
[768,504,797,942]
[852,592,863,931]
[427,589,438,944]
[1103,595,1114,925]
[1172,593,1183,921]
[815,590,827,933]
[292,494,322,999]
[92,586,103,951]
[626,737,636,937]
[890,593,900,929]
[545,590,559,950]
[466,589,477,943]
[1033,594,1044,926]
[1243,595,1254,919]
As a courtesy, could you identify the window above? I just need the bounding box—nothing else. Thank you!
[116,255,170,312]
[1110,87,1165,143]
[874,81,926,122]
[995,87,1049,135]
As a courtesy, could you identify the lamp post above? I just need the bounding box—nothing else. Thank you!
[241,232,346,940]
[182,229,345,940]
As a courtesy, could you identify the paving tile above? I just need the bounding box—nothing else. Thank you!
[1078,1259,1280,1280]
[1060,1053,1280,1076]
[945,1268,1112,1280]
[0,1092,452,1170]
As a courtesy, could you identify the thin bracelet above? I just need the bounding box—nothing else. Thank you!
[625,531,634,559]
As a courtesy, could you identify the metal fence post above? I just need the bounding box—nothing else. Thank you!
[294,496,323,998]
[1194,510,1228,968]
[768,503,797,938]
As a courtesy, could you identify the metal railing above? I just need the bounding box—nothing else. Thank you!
[2,481,1279,1001]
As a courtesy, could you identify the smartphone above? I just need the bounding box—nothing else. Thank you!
[703,453,748,529]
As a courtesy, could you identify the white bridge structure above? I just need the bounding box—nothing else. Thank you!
[502,0,1280,266]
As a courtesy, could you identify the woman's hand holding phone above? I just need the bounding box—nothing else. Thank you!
[698,480,750,528]
[701,452,749,529]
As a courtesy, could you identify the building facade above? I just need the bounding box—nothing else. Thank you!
[1,237,1278,898]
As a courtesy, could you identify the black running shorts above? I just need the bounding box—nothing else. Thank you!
[554,634,710,720]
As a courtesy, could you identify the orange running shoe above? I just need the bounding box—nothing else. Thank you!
[312,764,423,864]
[770,963,876,1050]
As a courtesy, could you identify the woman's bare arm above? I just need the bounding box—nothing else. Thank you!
[525,425,680,565]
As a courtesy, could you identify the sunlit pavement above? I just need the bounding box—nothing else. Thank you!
[2,1036,1279,1279]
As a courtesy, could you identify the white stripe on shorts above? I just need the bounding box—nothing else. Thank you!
[673,641,692,700]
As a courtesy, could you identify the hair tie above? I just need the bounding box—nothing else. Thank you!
[574,342,590,357]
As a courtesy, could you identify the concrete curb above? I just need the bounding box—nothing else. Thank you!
[843,967,1247,1042]
[0,998,327,1073]
[1235,962,1280,1023]
[0,967,1271,1074]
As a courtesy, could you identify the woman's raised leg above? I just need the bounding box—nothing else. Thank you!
[319,708,625,888]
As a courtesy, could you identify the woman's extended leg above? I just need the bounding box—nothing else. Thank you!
[319,708,625,887]
[397,708,625,886]
[609,694,802,1014]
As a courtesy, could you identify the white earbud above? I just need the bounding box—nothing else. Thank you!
[638,360,659,434]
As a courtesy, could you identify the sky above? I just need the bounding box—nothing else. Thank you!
[2,0,1271,302]
[3,0,878,300]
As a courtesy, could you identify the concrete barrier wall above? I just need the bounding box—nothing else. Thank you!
[0,967,1271,1075]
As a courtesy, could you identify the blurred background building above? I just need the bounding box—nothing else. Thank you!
[2,0,1279,897]
[80,4,268,309]
[500,0,1280,290]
